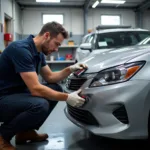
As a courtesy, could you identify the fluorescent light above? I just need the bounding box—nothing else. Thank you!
[101,0,126,4]
[92,0,100,8]
[36,0,60,3]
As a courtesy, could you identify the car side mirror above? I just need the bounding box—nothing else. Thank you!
[80,43,92,52]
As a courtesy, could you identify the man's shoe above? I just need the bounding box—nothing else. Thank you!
[0,136,16,150]
[15,130,48,145]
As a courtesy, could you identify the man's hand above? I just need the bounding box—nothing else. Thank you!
[66,89,85,107]
[70,63,88,73]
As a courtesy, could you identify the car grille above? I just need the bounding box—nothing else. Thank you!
[66,77,87,90]
[113,105,129,124]
[67,104,99,126]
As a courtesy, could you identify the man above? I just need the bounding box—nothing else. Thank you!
[0,21,87,150]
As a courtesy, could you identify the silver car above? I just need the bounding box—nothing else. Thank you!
[64,44,150,140]
[76,28,150,62]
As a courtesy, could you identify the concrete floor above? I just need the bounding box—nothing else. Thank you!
[11,102,149,150]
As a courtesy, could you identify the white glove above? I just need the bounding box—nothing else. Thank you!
[66,89,85,107]
[70,63,88,73]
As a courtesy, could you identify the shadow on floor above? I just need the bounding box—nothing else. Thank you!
[68,133,149,150]
[16,140,49,150]
[12,102,149,150]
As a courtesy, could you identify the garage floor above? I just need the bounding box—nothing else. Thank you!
[11,102,149,150]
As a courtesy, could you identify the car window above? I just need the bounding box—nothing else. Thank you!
[137,36,150,45]
[138,32,150,41]
[141,38,150,45]
[81,33,94,44]
[81,34,90,43]
[81,35,89,44]
[93,31,150,50]
[83,35,90,43]
[126,33,139,45]
[86,34,94,43]
[145,39,150,44]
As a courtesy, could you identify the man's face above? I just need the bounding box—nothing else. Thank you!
[41,32,64,55]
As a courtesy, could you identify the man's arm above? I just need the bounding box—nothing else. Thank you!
[40,65,71,83]
[20,71,68,101]
[20,71,85,107]
[40,63,88,83]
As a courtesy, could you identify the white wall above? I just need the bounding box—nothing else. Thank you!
[14,2,22,34]
[1,0,13,21]
[22,7,136,36]
[143,10,150,30]
[0,0,22,50]
[88,8,136,30]
[23,7,84,35]
[0,0,13,50]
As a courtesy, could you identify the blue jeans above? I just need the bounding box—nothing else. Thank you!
[0,83,63,141]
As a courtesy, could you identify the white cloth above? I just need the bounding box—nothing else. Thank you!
[70,63,88,72]
[66,89,85,107]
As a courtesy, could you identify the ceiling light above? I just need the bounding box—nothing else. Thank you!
[36,0,60,3]
[92,0,100,8]
[101,0,126,4]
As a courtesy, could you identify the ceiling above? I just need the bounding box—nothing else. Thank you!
[15,0,149,10]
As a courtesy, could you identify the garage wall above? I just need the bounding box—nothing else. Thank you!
[14,2,22,40]
[143,10,150,30]
[22,7,137,45]
[0,0,22,51]
[0,0,13,51]
[1,0,13,20]
[0,3,149,49]
[22,7,84,45]
[88,8,136,30]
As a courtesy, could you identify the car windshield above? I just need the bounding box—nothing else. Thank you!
[93,31,150,50]
[138,36,150,45]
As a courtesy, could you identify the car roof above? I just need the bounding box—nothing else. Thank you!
[82,28,150,39]
[96,28,149,34]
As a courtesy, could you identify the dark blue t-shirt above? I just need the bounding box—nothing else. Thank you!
[0,35,46,95]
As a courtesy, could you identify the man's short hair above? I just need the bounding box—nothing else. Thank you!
[39,21,68,39]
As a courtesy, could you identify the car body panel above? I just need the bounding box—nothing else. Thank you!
[64,80,150,139]
[78,45,150,73]
[64,44,150,139]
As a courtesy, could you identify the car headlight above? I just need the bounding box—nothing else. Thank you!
[90,61,145,87]
[81,73,97,79]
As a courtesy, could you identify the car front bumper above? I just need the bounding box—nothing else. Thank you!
[64,79,150,139]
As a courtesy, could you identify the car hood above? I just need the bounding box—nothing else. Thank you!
[89,48,114,55]
[79,45,150,73]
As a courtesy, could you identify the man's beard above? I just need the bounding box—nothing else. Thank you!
[41,40,50,55]
[42,46,49,55]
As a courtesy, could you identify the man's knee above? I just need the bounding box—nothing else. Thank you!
[30,99,50,117]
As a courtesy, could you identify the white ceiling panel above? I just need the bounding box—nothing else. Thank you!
[94,0,146,8]
[15,0,148,9]
[15,0,85,7]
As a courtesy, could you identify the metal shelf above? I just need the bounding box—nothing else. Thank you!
[46,60,76,64]
[59,45,79,48]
